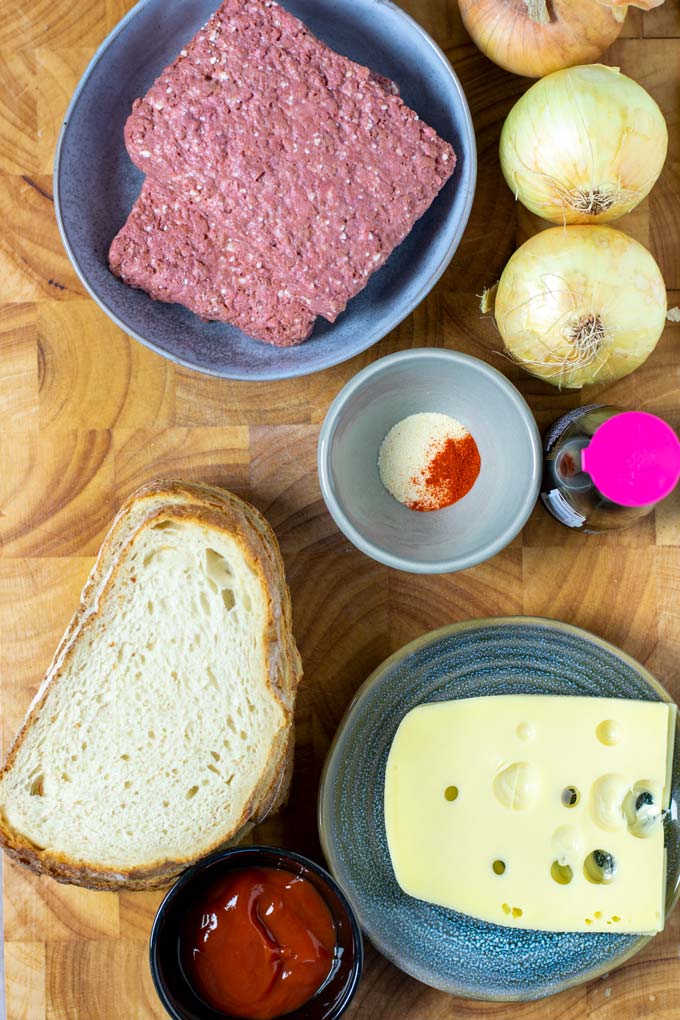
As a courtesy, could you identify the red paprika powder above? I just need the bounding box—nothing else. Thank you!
[408,433,481,511]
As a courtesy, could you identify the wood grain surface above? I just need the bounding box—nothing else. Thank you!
[1,1,680,1018]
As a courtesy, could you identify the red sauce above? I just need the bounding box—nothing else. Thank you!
[183,866,336,1019]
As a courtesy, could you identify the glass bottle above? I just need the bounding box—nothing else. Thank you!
[542,405,680,534]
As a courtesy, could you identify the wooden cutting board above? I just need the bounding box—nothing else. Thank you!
[1,0,680,1017]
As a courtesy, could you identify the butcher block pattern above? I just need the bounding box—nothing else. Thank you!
[1,1,680,1018]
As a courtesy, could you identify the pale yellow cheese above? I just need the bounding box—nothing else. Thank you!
[384,695,676,934]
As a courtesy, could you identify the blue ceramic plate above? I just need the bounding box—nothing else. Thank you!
[54,0,476,381]
[318,618,680,1001]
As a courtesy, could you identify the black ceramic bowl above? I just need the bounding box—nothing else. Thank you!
[149,845,364,1020]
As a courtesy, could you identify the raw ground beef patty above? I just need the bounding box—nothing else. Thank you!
[122,0,456,324]
[109,180,315,346]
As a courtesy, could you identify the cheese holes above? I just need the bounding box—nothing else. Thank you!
[492,859,506,875]
[516,721,535,742]
[501,903,523,918]
[550,861,573,885]
[596,719,621,746]
[444,785,459,802]
[493,761,539,810]
[584,849,616,884]
[624,782,663,838]
[591,773,628,831]
[561,785,580,808]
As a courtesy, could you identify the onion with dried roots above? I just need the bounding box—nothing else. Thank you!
[484,226,667,389]
[458,0,664,79]
[500,65,668,224]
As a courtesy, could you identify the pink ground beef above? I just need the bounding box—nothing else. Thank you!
[109,179,315,346]
[123,0,456,322]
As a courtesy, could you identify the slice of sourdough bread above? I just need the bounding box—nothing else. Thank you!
[65,480,300,828]
[0,481,302,890]
[75,481,300,831]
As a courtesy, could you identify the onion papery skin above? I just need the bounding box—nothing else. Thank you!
[500,65,668,224]
[494,226,667,389]
[458,0,623,79]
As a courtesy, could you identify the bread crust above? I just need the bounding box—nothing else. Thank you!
[0,481,302,890]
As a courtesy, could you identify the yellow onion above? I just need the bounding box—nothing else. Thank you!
[500,66,667,224]
[458,0,664,79]
[485,225,667,389]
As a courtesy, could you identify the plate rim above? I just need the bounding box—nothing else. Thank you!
[52,0,478,381]
[317,615,680,1001]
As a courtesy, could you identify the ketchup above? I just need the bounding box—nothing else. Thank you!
[183,866,336,1019]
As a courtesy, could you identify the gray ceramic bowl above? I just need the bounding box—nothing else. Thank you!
[53,0,476,381]
[318,617,680,1001]
[317,349,542,573]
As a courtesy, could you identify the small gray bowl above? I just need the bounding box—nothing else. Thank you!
[317,349,542,573]
[53,0,476,381]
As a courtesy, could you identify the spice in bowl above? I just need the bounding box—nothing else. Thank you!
[378,412,481,511]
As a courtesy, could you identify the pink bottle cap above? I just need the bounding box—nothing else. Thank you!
[581,412,680,508]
